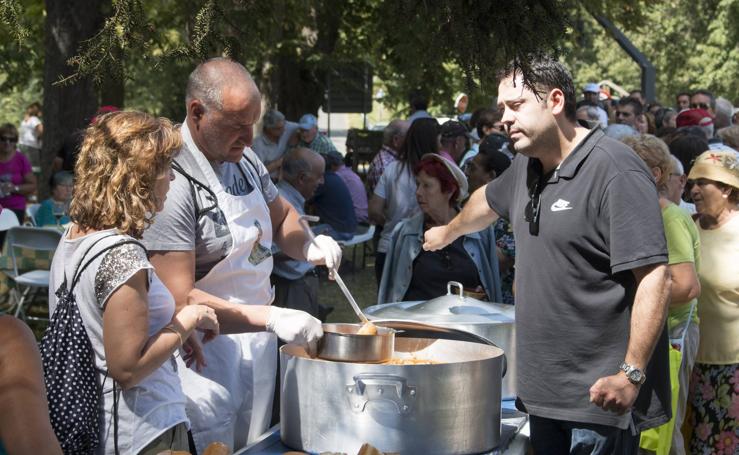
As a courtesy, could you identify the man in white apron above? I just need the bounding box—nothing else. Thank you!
[143,58,342,453]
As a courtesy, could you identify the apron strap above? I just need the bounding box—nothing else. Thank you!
[241,152,264,194]
[172,159,219,220]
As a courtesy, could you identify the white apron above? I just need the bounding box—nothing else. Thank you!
[177,125,277,453]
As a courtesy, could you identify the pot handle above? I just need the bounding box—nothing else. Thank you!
[346,373,416,415]
[447,281,465,299]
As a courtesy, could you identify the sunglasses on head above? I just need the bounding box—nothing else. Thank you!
[690,102,710,110]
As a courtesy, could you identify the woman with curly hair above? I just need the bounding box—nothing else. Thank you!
[623,134,701,454]
[48,111,219,454]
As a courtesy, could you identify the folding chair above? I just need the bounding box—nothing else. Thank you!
[5,226,62,322]
[25,203,41,226]
[0,208,20,233]
[338,224,375,271]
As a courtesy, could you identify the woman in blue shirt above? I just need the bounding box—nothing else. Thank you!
[35,171,72,226]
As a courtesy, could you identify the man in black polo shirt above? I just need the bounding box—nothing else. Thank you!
[424,56,672,453]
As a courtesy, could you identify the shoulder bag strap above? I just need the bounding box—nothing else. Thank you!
[69,238,147,294]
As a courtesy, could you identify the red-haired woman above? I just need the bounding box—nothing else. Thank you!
[377,154,502,304]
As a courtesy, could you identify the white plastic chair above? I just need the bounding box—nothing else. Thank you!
[0,208,20,232]
[5,226,62,322]
[25,203,41,226]
[338,224,375,270]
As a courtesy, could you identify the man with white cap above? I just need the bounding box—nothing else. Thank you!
[298,113,338,155]
[581,82,609,126]
[143,58,342,453]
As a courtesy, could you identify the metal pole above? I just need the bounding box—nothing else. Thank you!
[326,70,332,137]
[593,14,656,104]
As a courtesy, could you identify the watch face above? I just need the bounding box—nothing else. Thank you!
[628,369,644,383]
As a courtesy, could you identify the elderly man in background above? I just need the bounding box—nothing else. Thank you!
[666,155,696,214]
[251,109,299,178]
[272,148,326,318]
[581,83,609,126]
[576,104,603,128]
[298,113,338,155]
[367,119,409,192]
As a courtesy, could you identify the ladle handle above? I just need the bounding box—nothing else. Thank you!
[332,272,369,323]
[298,215,369,324]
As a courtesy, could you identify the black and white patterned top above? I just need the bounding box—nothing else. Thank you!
[48,229,188,454]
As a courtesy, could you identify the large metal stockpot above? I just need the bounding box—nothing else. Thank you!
[365,282,517,398]
[280,337,504,455]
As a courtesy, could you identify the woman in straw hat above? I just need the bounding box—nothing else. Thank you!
[684,150,739,453]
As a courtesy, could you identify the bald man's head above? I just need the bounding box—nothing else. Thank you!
[282,147,325,199]
[186,57,258,110]
[185,58,262,163]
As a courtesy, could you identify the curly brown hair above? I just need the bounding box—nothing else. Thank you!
[70,111,181,238]
[622,134,673,191]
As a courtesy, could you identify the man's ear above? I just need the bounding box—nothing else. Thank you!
[652,166,663,184]
[189,100,206,125]
[549,88,566,116]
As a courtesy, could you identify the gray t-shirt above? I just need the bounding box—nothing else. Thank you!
[485,127,670,430]
[143,144,278,280]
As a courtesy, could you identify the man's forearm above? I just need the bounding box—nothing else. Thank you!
[626,264,671,369]
[449,186,499,239]
[187,288,270,334]
[423,185,499,251]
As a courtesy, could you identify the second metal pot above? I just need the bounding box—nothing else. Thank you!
[318,323,395,363]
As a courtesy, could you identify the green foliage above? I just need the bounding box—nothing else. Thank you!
[2,0,737,123]
[0,0,29,42]
[0,0,44,93]
[563,0,739,105]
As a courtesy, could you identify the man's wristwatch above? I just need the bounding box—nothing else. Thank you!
[620,362,646,385]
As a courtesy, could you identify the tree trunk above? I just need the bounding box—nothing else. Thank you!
[41,0,104,197]
[273,54,324,121]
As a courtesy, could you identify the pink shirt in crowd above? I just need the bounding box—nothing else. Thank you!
[335,165,369,223]
[0,151,31,211]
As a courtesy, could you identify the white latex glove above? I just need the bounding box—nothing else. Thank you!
[304,235,342,272]
[266,306,323,356]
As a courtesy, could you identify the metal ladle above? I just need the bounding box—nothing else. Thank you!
[298,215,370,324]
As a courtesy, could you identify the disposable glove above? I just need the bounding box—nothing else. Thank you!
[304,234,342,272]
[266,306,323,356]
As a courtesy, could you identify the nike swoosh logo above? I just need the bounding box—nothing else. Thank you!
[551,199,573,212]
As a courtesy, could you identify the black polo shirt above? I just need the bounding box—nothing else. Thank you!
[485,127,670,430]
